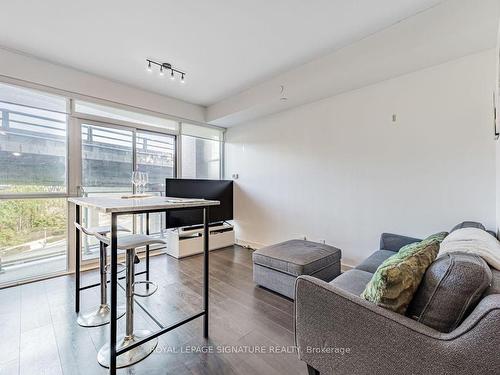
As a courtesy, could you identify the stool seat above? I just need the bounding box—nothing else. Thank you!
[87,225,130,235]
[75,222,129,236]
[95,233,166,250]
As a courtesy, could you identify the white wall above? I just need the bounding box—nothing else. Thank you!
[0,47,205,122]
[225,49,497,267]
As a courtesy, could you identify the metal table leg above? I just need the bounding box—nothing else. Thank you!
[110,213,118,375]
[146,213,150,290]
[75,204,81,313]
[203,207,209,338]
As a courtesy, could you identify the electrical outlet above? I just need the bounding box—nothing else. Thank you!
[232,173,239,179]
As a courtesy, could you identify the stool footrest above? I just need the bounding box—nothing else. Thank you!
[133,281,158,297]
[104,262,126,274]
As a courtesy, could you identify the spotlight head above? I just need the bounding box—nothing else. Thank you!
[159,66,164,76]
[180,74,185,84]
[147,61,152,72]
[170,70,175,80]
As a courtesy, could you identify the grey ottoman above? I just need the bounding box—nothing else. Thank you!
[252,240,341,299]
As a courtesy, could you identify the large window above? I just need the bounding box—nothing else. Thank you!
[0,82,68,284]
[0,84,67,194]
[80,122,176,260]
[82,124,134,194]
[136,130,176,192]
[0,80,225,285]
[181,123,223,179]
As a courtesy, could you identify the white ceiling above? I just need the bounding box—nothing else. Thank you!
[208,0,500,126]
[0,0,445,106]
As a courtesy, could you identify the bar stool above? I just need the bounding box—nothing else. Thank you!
[75,224,130,327]
[96,233,165,368]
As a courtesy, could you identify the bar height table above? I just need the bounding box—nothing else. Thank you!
[68,196,220,374]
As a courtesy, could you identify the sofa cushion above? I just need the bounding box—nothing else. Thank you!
[252,240,341,276]
[361,240,439,314]
[451,221,485,232]
[407,252,492,333]
[379,233,422,252]
[355,250,395,273]
[329,269,373,296]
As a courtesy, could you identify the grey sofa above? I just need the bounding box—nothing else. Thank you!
[295,222,500,375]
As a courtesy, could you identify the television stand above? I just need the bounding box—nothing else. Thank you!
[165,222,235,258]
[180,221,225,231]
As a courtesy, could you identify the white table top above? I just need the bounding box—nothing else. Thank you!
[68,196,220,213]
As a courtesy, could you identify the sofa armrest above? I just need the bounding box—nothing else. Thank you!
[294,275,500,375]
[379,232,421,252]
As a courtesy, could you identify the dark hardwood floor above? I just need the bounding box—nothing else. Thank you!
[0,245,307,375]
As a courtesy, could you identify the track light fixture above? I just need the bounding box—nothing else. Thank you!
[146,59,186,83]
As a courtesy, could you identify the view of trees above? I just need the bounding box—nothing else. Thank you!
[0,186,66,250]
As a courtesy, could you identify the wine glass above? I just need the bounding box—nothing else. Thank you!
[138,172,145,194]
[137,172,149,194]
[142,172,149,194]
[131,171,140,194]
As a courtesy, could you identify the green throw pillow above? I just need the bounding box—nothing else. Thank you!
[397,231,448,258]
[361,239,440,314]
[424,231,448,243]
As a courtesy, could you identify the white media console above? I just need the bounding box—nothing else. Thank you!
[165,222,235,258]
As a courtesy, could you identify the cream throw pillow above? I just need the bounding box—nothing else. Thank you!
[438,228,500,270]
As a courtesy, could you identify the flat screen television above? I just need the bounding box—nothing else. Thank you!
[165,178,233,228]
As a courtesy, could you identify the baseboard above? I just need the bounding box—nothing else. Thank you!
[235,238,265,250]
[341,263,354,272]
